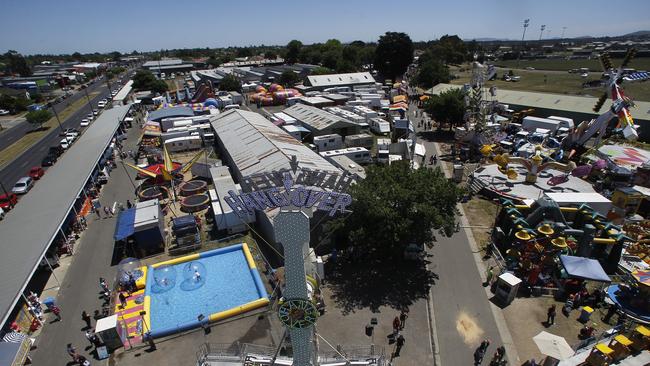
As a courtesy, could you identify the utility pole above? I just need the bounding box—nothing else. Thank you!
[82,87,94,114]
[539,25,546,41]
[516,19,530,69]
[48,103,64,133]
[561,26,567,39]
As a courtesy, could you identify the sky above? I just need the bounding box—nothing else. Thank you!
[1,0,649,55]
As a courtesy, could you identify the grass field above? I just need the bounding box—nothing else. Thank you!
[494,57,650,72]
[0,92,99,167]
[450,66,650,101]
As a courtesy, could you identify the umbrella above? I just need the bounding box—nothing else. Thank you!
[533,331,574,360]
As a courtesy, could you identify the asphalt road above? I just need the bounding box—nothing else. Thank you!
[0,75,128,193]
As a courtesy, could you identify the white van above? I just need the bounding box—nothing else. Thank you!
[224,104,240,111]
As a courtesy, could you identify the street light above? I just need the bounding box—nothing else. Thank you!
[539,25,546,41]
[48,103,64,133]
[516,19,530,69]
[139,311,156,350]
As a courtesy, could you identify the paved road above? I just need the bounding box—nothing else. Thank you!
[406,103,508,365]
[0,75,129,192]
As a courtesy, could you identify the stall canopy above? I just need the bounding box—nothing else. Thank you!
[560,255,611,282]
[114,208,136,241]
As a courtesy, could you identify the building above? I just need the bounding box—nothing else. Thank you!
[210,109,341,247]
[142,59,194,75]
[304,72,376,91]
[426,83,650,142]
[283,103,363,137]
[147,106,195,122]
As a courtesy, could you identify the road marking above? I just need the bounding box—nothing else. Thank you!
[21,160,30,168]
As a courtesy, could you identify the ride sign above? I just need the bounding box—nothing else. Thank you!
[224,168,353,219]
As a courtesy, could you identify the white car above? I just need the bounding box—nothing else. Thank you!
[0,109,10,115]
[60,136,74,149]
[86,113,94,120]
[66,132,79,141]
[80,118,90,127]
[97,102,105,109]
[93,109,99,116]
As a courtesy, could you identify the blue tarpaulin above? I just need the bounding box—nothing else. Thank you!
[114,208,136,241]
[560,255,611,282]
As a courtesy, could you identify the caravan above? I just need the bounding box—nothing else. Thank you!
[319,147,372,164]
[369,117,390,135]
[164,136,202,152]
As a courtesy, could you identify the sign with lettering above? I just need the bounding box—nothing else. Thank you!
[225,168,353,219]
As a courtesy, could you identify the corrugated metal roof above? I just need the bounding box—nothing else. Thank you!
[306,72,375,87]
[0,105,130,326]
[426,83,650,121]
[142,59,183,67]
[148,106,194,122]
[283,104,358,132]
[210,110,339,178]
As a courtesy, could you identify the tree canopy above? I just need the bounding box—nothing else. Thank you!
[413,59,451,89]
[132,70,168,94]
[277,70,300,87]
[285,40,303,64]
[3,51,31,77]
[25,109,52,129]
[423,88,466,129]
[327,161,464,311]
[219,74,242,92]
[374,32,414,81]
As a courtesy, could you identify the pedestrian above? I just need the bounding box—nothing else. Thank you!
[563,294,575,316]
[95,207,101,218]
[103,206,110,218]
[67,343,80,363]
[126,200,133,209]
[392,316,401,335]
[109,205,115,217]
[99,277,108,293]
[547,304,556,325]
[85,329,95,347]
[118,292,127,308]
[394,334,405,357]
[496,345,506,361]
[602,304,618,324]
[399,308,409,330]
[433,154,438,164]
[91,333,102,347]
[485,266,494,286]
[82,310,92,329]
[51,305,61,321]
[118,202,124,211]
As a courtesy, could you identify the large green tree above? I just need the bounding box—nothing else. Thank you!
[328,162,463,311]
[423,88,466,129]
[285,40,302,64]
[219,74,242,92]
[4,51,31,76]
[374,32,414,81]
[25,109,52,129]
[414,59,451,89]
[132,70,168,94]
[277,70,300,87]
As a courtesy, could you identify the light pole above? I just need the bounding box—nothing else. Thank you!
[139,311,156,350]
[516,19,530,69]
[561,26,567,39]
[82,87,94,115]
[539,25,546,41]
[48,103,64,133]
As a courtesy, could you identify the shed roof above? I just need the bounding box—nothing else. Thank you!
[210,110,339,179]
[283,103,358,132]
[148,106,194,122]
[0,105,130,326]
[306,72,375,88]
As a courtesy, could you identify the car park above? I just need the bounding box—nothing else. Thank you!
[28,166,45,180]
[12,177,34,194]
[41,153,58,166]
[80,118,90,127]
[0,193,18,210]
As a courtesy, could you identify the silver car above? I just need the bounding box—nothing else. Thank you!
[12,177,34,194]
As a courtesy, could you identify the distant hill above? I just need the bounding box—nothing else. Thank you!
[623,30,650,37]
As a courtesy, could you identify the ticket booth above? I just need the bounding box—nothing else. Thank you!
[95,314,124,352]
[494,272,522,305]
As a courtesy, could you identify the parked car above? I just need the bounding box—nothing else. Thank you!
[60,128,78,136]
[0,109,9,115]
[80,118,90,127]
[0,207,5,220]
[48,145,64,157]
[60,137,73,149]
[12,177,34,194]
[28,166,45,180]
[0,193,18,210]
[41,153,58,166]
[86,113,94,120]
[93,109,99,115]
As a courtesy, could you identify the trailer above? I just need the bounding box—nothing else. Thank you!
[370,117,390,135]
[319,147,372,164]
[164,135,203,152]
[313,134,343,152]
[344,133,374,149]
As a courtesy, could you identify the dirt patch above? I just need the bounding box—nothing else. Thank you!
[456,311,485,346]
[462,197,498,251]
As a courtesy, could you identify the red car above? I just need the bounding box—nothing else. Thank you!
[28,166,45,180]
[0,193,18,211]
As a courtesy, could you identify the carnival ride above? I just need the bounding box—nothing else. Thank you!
[249,84,302,106]
[190,81,216,103]
[480,144,577,183]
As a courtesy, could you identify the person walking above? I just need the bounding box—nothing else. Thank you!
[399,309,409,330]
[392,316,401,335]
[118,292,128,308]
[51,305,61,321]
[67,343,80,363]
[85,330,95,347]
[126,200,133,209]
[394,334,405,357]
[602,304,618,324]
[547,304,556,325]
[485,266,495,286]
[95,207,101,218]
[82,310,92,329]
[103,206,110,218]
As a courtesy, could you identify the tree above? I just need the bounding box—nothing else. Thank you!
[327,162,464,311]
[236,48,252,58]
[414,59,451,89]
[25,109,52,129]
[206,56,221,68]
[219,74,241,92]
[150,80,168,95]
[265,50,278,60]
[132,70,168,94]
[309,66,333,75]
[285,40,302,64]
[4,51,31,77]
[422,88,465,129]
[277,70,300,87]
[374,32,414,81]
[109,51,122,62]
